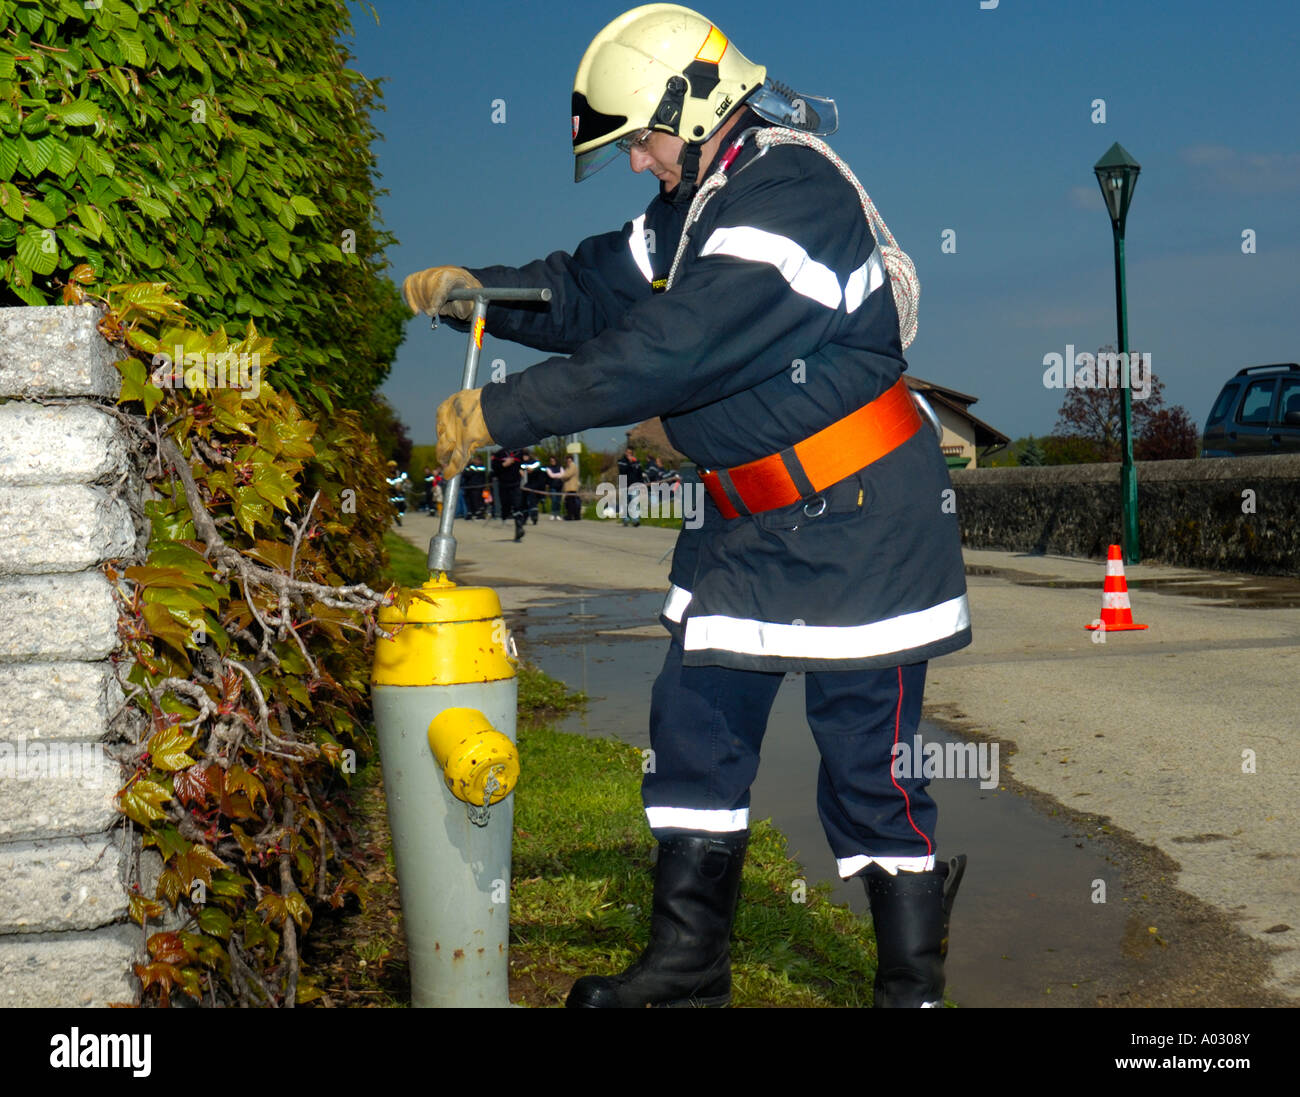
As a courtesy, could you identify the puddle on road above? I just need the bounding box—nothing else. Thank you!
[967,563,1300,609]
[511,588,1167,1008]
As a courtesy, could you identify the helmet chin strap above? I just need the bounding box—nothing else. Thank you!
[648,75,705,207]
[671,142,703,206]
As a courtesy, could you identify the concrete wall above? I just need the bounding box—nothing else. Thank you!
[0,305,147,1006]
[951,454,1300,575]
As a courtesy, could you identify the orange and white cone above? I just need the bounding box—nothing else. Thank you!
[1084,544,1148,631]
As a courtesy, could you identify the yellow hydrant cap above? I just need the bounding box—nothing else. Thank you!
[372,577,516,686]
[377,576,504,625]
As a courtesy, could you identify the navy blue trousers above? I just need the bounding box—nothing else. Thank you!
[643,640,937,877]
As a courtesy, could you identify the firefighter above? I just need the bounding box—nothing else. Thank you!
[385,460,409,526]
[405,3,970,1008]
[492,447,528,542]
[618,446,644,526]
[460,455,489,519]
[521,451,547,524]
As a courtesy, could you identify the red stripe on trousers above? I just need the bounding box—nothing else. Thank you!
[888,665,934,856]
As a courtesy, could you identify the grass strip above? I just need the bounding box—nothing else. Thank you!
[509,665,880,1008]
[381,530,431,587]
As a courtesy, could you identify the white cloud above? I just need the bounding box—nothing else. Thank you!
[1067,185,1101,211]
[1180,144,1300,193]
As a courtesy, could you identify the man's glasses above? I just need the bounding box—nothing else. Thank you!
[616,128,653,154]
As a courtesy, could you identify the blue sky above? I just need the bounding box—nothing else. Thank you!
[346,0,1299,449]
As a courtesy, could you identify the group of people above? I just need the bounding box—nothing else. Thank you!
[388,447,685,536]
[614,447,679,526]
[385,451,585,538]
[469,450,582,540]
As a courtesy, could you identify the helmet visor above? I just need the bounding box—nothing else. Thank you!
[575,139,625,182]
[746,81,838,136]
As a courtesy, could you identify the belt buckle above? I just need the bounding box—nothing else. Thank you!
[802,495,827,518]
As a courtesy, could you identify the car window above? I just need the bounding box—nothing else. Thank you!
[1206,383,1240,426]
[1236,379,1276,425]
[1275,378,1300,424]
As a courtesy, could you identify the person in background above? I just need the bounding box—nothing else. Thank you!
[561,453,581,521]
[522,451,548,525]
[422,466,436,513]
[544,454,565,519]
[492,446,528,542]
[618,446,644,526]
[431,469,444,517]
[385,460,410,526]
[461,455,489,519]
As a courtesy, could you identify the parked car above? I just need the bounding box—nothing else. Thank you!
[1201,364,1300,456]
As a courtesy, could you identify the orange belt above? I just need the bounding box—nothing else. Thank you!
[700,378,922,520]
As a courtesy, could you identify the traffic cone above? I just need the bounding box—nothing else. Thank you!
[1084,544,1148,631]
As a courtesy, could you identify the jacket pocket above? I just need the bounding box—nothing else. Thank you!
[752,472,866,533]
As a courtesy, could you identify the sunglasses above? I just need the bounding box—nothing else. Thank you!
[616,128,654,154]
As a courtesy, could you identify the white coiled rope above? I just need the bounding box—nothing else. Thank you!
[666,127,920,349]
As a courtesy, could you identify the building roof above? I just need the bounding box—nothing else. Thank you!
[907,375,1009,452]
[904,374,980,407]
[926,391,1010,451]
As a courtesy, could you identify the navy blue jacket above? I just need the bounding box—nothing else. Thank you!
[465,125,970,671]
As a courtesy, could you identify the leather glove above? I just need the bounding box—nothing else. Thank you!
[402,266,482,321]
[436,388,493,479]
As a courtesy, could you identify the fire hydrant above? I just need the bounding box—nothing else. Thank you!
[371,575,518,1007]
[370,285,549,1007]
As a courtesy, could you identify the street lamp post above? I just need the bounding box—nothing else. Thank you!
[1094,142,1142,565]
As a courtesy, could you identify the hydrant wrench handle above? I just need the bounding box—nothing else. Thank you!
[427,286,552,578]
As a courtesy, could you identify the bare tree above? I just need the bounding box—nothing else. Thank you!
[1135,406,1200,460]
[1050,345,1196,462]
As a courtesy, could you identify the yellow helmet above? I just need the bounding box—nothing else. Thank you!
[571,4,766,183]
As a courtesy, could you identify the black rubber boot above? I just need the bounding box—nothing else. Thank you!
[566,831,749,1008]
[864,854,967,1008]
[513,510,526,542]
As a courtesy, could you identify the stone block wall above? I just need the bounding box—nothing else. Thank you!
[0,305,145,1006]
[951,454,1300,575]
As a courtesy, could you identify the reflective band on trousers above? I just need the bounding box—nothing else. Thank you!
[836,853,936,878]
[645,806,749,832]
[662,584,970,660]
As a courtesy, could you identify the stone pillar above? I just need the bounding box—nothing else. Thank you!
[0,305,145,1006]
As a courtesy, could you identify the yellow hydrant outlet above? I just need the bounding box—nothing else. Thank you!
[427,707,519,806]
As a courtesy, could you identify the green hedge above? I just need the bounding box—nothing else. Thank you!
[0,0,405,407]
